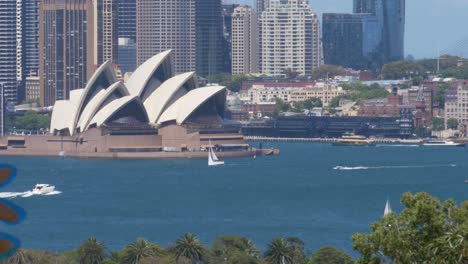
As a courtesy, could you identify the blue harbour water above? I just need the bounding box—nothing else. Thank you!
[2,143,467,255]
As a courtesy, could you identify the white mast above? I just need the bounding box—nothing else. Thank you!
[384,199,392,216]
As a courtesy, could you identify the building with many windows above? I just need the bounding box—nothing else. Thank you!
[92,0,118,65]
[117,0,136,42]
[39,0,94,107]
[231,6,258,74]
[137,0,228,76]
[0,0,19,110]
[260,0,321,76]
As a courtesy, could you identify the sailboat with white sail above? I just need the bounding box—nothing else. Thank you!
[208,141,224,166]
[383,199,392,216]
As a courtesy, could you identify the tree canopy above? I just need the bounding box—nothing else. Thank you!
[353,192,468,264]
[340,82,390,102]
[311,65,346,81]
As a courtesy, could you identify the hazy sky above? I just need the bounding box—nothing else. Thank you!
[232,0,468,58]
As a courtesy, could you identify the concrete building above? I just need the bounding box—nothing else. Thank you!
[0,0,19,109]
[136,0,196,74]
[25,76,40,101]
[39,0,94,107]
[256,0,269,13]
[92,0,118,65]
[444,81,468,129]
[137,0,228,76]
[231,6,258,74]
[260,0,321,76]
[289,84,347,108]
[222,3,240,73]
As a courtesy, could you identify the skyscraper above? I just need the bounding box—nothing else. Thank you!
[117,0,136,42]
[256,0,269,13]
[222,3,240,74]
[261,0,321,76]
[195,0,227,76]
[22,0,40,77]
[354,0,405,63]
[92,0,118,65]
[322,13,365,69]
[136,0,228,76]
[0,0,19,109]
[137,0,196,73]
[39,0,94,107]
[231,6,258,74]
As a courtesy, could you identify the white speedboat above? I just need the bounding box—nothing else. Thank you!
[422,141,465,147]
[32,184,55,195]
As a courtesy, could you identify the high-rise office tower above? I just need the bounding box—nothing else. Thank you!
[92,0,118,65]
[222,3,240,74]
[117,0,136,42]
[137,0,196,73]
[354,0,405,63]
[0,0,19,111]
[231,6,258,74]
[22,0,40,77]
[261,0,321,76]
[39,0,94,107]
[256,0,269,13]
[195,0,227,76]
[322,13,366,69]
[136,0,228,76]
[117,0,136,72]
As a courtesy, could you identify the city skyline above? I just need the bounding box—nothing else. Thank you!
[238,0,468,59]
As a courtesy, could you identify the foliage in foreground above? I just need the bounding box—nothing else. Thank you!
[3,192,466,264]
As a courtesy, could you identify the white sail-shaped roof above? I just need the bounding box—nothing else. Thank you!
[69,89,84,106]
[125,50,173,97]
[50,100,78,135]
[76,81,129,132]
[144,72,195,124]
[88,95,146,128]
[158,86,226,125]
[70,61,117,135]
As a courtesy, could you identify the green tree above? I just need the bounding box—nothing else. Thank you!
[173,233,205,264]
[340,82,389,103]
[447,118,459,130]
[434,82,453,109]
[353,192,468,264]
[0,249,32,264]
[13,112,51,131]
[122,238,162,264]
[210,235,260,264]
[309,246,353,264]
[264,238,293,264]
[206,74,248,92]
[285,237,307,264]
[78,237,106,264]
[432,117,445,131]
[282,68,301,79]
[311,65,346,80]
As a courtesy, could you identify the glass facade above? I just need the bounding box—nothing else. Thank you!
[117,0,136,42]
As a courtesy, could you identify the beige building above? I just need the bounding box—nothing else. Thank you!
[289,84,346,107]
[246,83,346,107]
[445,81,468,128]
[92,0,118,65]
[260,0,321,76]
[136,0,196,73]
[25,76,40,101]
[232,6,258,74]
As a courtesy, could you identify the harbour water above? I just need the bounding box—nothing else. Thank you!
[2,142,467,255]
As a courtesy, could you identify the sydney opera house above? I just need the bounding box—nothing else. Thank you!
[0,50,271,158]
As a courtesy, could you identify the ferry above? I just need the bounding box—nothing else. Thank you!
[332,132,376,147]
[422,140,465,147]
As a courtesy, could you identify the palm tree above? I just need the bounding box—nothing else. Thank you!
[78,237,106,264]
[121,238,157,264]
[243,239,260,259]
[1,248,31,264]
[174,233,204,264]
[264,238,293,264]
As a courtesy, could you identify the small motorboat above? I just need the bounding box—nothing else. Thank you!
[422,140,464,147]
[32,184,55,195]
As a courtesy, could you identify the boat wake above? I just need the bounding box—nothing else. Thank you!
[0,190,62,199]
[376,144,420,147]
[334,164,457,171]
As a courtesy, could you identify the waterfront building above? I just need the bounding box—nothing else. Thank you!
[444,81,468,129]
[0,0,19,109]
[260,0,321,76]
[232,6,259,74]
[25,75,40,101]
[137,0,227,76]
[92,0,118,65]
[322,13,367,70]
[118,38,137,74]
[39,0,94,107]
[407,87,433,116]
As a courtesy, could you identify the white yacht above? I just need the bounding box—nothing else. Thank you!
[32,184,56,195]
[422,140,464,147]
